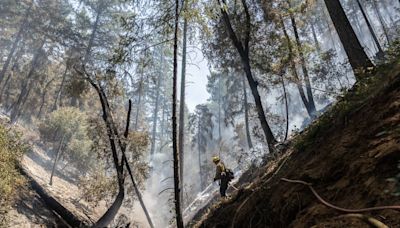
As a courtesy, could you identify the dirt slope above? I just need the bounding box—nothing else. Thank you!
[194,65,400,227]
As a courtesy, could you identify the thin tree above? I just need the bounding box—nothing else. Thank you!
[178,12,188,206]
[0,2,32,84]
[355,0,384,59]
[323,0,374,79]
[287,1,317,118]
[172,0,184,226]
[241,77,253,149]
[217,0,276,152]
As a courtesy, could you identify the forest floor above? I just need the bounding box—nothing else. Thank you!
[0,115,106,227]
[191,63,400,227]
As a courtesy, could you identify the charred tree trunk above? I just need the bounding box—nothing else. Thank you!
[355,0,384,59]
[0,3,31,84]
[121,100,154,228]
[178,16,188,206]
[323,0,374,79]
[81,73,126,228]
[281,75,289,141]
[242,77,253,149]
[218,0,276,152]
[173,0,184,226]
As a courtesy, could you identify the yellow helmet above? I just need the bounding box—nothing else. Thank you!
[212,156,220,163]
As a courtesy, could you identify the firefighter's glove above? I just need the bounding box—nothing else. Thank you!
[221,172,226,176]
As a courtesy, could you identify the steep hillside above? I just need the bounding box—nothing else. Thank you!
[193,64,400,227]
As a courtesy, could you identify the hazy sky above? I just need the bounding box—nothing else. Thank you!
[178,45,210,112]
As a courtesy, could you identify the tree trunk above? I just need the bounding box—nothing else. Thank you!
[242,77,253,149]
[323,0,374,79]
[0,44,25,103]
[218,75,222,149]
[288,7,317,119]
[371,0,391,43]
[159,97,166,153]
[37,78,55,118]
[0,2,32,84]
[82,74,126,228]
[10,40,46,123]
[281,75,289,141]
[83,0,104,65]
[355,0,384,59]
[49,135,66,186]
[121,100,154,228]
[218,0,276,152]
[150,49,163,156]
[310,20,321,53]
[178,16,188,207]
[172,0,184,226]
[134,66,145,130]
[279,16,315,120]
[52,66,68,111]
[197,119,203,191]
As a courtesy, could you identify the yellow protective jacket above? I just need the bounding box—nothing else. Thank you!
[214,161,226,180]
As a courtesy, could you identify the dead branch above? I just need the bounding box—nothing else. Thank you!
[280,178,400,213]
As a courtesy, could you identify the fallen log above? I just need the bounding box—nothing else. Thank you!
[18,166,88,228]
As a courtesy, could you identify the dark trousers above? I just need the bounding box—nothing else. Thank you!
[220,176,229,197]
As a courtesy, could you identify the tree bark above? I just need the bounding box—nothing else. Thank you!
[218,0,276,152]
[172,0,184,226]
[323,0,374,79]
[0,2,32,84]
[178,16,188,207]
[242,77,253,149]
[355,0,384,59]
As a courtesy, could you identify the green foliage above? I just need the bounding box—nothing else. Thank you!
[0,124,27,226]
[38,107,93,170]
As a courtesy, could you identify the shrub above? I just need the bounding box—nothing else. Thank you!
[0,124,27,225]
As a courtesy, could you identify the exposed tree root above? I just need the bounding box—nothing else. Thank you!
[338,213,388,228]
[280,178,400,213]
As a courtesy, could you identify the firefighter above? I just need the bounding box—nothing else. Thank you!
[212,156,229,198]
